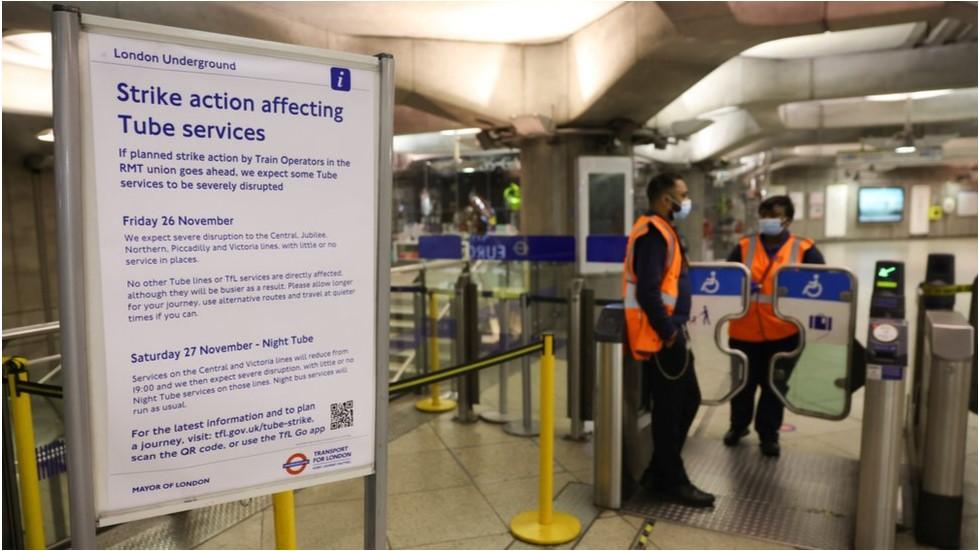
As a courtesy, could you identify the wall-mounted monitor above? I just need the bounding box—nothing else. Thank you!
[576,156,633,274]
[858,187,905,223]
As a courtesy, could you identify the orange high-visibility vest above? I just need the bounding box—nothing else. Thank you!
[622,215,683,360]
[729,234,814,342]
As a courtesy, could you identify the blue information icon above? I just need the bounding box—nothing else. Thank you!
[330,67,351,91]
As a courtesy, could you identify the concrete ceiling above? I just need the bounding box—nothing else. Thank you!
[740,22,926,59]
[3,1,977,162]
[6,2,976,131]
[640,18,978,165]
[241,1,623,44]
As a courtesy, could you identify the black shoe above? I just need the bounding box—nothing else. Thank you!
[760,440,781,457]
[638,472,665,494]
[659,483,715,508]
[723,428,749,447]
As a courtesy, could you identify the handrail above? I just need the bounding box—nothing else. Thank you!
[25,354,61,367]
[390,259,468,274]
[2,321,60,341]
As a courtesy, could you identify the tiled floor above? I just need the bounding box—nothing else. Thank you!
[196,355,979,551]
[196,355,806,550]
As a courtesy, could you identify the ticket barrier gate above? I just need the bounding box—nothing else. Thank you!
[595,263,863,509]
[904,256,976,548]
[593,262,750,508]
[767,265,858,421]
[854,261,908,549]
[595,262,972,548]
[914,309,974,548]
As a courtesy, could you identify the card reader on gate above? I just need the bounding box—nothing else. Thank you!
[866,261,908,377]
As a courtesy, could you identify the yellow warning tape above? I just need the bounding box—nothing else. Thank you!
[631,519,656,549]
[2,355,28,371]
[920,283,974,296]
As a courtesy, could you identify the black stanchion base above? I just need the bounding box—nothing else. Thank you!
[915,490,962,549]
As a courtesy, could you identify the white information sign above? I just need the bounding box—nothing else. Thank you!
[909,184,931,235]
[788,191,805,221]
[80,30,380,523]
[808,190,824,220]
[824,184,848,238]
[957,191,978,217]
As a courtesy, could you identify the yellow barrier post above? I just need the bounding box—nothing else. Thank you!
[273,490,297,549]
[5,357,46,550]
[416,291,456,412]
[510,334,581,545]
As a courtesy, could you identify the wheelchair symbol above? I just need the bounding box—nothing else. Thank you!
[802,273,823,298]
[700,271,720,295]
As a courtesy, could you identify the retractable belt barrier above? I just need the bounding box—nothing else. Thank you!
[391,341,544,394]
[526,294,618,307]
[390,285,427,294]
[3,356,46,549]
[2,356,64,400]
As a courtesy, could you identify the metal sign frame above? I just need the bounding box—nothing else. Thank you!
[687,262,751,405]
[575,156,633,275]
[53,7,392,547]
[770,265,857,421]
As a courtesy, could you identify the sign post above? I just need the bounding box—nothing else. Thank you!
[53,8,391,547]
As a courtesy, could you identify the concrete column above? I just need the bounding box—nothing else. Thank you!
[517,134,632,328]
[677,170,708,262]
[519,135,632,237]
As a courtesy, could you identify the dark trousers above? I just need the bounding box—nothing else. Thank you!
[728,333,800,443]
[642,333,701,489]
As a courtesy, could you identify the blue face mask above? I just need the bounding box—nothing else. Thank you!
[671,198,692,220]
[758,217,784,236]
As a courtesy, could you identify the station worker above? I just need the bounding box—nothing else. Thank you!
[623,172,715,508]
[725,195,825,457]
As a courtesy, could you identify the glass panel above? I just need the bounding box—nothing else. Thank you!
[771,266,855,419]
[687,263,750,404]
[388,261,468,382]
[588,173,625,235]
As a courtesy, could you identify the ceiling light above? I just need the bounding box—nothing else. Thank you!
[909,89,952,100]
[439,128,482,136]
[462,167,476,173]
[895,145,917,154]
[35,128,54,143]
[865,89,952,102]
[3,32,52,70]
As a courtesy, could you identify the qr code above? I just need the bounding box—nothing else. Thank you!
[330,400,354,430]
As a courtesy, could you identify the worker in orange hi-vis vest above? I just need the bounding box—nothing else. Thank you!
[724,195,825,458]
[622,173,714,508]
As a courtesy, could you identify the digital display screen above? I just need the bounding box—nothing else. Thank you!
[873,262,904,294]
[588,173,625,235]
[858,187,905,223]
[871,261,905,318]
